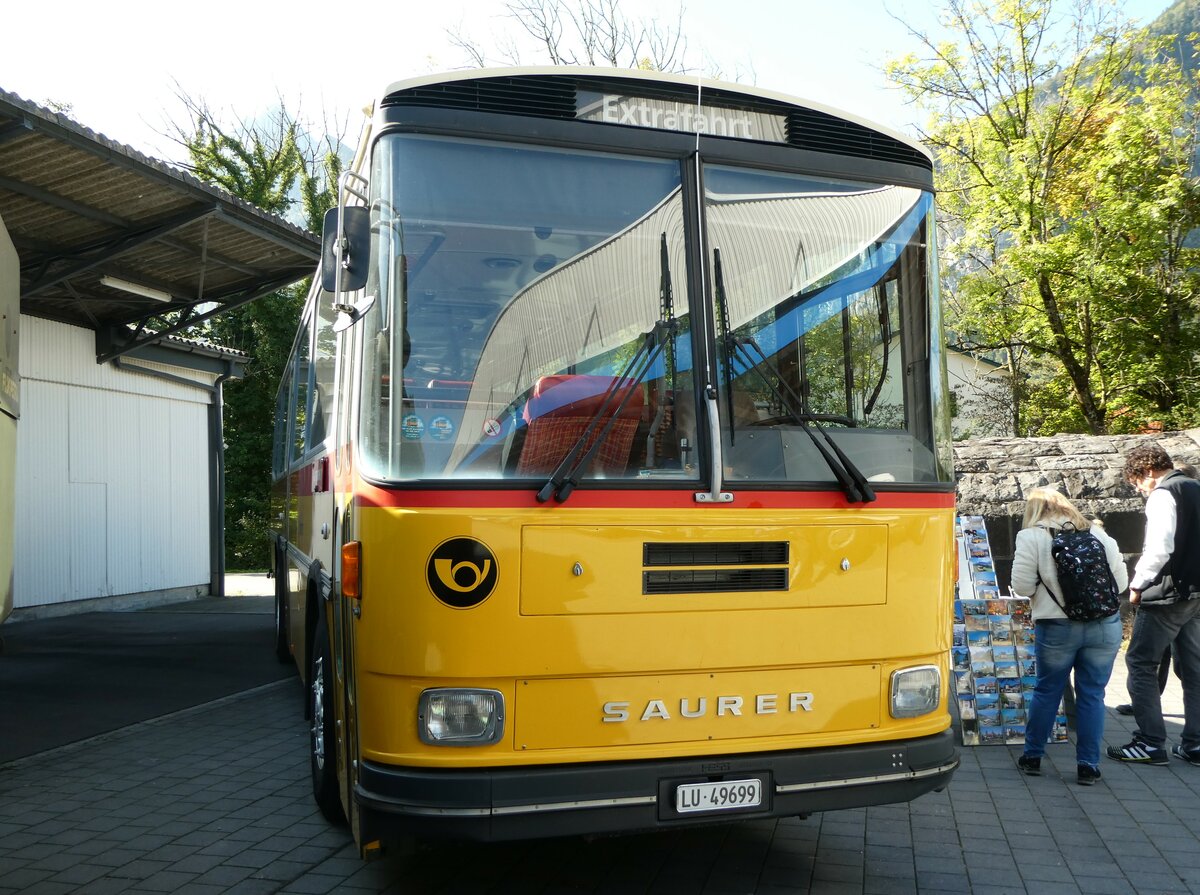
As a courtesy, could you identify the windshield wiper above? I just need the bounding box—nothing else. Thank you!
[536,236,678,504]
[864,282,891,416]
[713,249,876,504]
[645,234,677,469]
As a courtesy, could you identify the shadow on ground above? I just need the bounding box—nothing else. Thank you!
[0,596,291,762]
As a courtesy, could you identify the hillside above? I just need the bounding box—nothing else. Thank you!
[1147,0,1200,72]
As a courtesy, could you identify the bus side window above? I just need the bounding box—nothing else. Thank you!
[291,320,312,464]
[311,289,338,451]
[272,366,293,478]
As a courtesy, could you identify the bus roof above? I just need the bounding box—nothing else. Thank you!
[381,66,931,164]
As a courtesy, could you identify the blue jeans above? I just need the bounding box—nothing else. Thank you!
[1024,614,1122,767]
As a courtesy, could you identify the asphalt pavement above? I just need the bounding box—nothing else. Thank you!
[2,587,1200,894]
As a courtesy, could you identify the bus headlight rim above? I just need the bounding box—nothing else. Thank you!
[890,665,941,719]
[417,688,506,746]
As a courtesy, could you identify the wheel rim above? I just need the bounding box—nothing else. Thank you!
[311,655,326,770]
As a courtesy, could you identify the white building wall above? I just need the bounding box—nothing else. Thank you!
[947,350,1013,439]
[14,315,214,608]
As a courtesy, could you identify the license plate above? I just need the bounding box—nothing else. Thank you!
[675,778,763,814]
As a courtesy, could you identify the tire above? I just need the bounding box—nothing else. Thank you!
[273,558,291,664]
[310,618,346,825]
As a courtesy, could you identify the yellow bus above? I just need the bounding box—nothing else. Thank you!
[271,68,958,855]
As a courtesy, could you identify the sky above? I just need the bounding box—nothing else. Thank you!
[0,0,1179,164]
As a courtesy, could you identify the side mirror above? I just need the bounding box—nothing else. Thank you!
[321,206,370,294]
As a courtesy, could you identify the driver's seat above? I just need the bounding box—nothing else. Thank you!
[514,374,644,477]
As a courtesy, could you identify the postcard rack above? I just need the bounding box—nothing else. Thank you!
[954,515,1068,746]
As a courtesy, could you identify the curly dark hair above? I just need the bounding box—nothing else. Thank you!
[1123,443,1174,484]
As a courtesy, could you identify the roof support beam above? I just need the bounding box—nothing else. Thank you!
[15,227,265,280]
[97,270,307,363]
[0,115,34,146]
[0,177,269,280]
[0,173,127,226]
[21,205,218,298]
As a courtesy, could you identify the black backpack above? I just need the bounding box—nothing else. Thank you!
[1046,523,1120,621]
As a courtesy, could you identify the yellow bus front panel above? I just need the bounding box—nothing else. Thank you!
[352,502,953,768]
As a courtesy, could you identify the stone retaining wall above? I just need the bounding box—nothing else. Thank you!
[952,430,1200,595]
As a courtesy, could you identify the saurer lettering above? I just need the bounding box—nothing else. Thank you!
[602,692,814,722]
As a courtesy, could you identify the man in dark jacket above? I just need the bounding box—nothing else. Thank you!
[1108,444,1200,766]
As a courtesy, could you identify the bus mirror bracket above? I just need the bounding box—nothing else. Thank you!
[330,295,375,333]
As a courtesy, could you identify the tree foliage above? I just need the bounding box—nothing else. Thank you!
[887,0,1200,435]
[172,95,343,569]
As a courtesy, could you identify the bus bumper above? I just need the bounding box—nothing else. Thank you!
[355,730,958,843]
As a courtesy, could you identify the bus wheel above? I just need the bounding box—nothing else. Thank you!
[310,620,346,825]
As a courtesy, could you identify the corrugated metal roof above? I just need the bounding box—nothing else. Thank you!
[0,87,320,362]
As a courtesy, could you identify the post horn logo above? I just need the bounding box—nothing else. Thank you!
[426,538,498,608]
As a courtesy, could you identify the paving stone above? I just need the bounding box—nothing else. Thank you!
[7,648,1200,893]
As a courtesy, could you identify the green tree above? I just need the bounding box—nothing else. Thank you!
[887,0,1200,435]
[175,96,343,568]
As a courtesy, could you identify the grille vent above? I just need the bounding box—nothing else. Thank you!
[787,109,931,170]
[644,569,789,594]
[642,540,789,595]
[644,541,789,566]
[382,76,578,120]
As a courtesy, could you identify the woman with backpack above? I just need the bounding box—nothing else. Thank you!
[1010,487,1128,785]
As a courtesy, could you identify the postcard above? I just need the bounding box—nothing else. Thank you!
[1002,707,1026,725]
[966,615,991,633]
[990,618,1013,643]
[980,725,1006,745]
[974,677,998,697]
[992,645,1016,663]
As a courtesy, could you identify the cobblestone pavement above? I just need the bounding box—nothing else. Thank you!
[4,603,1200,893]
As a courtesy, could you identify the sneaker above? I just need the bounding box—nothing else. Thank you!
[1017,754,1041,776]
[1172,744,1200,766]
[1107,737,1169,765]
[1115,703,1135,716]
[1077,764,1102,785]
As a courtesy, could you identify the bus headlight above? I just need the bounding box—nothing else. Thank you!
[417,689,505,745]
[890,666,941,718]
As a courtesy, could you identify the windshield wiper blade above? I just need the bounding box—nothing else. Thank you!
[714,249,875,504]
[734,337,875,503]
[537,236,678,504]
[535,324,670,503]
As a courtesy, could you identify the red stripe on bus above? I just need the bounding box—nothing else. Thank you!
[353,482,954,510]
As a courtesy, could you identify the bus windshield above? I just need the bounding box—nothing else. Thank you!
[704,165,950,486]
[359,135,698,483]
[358,134,950,487]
